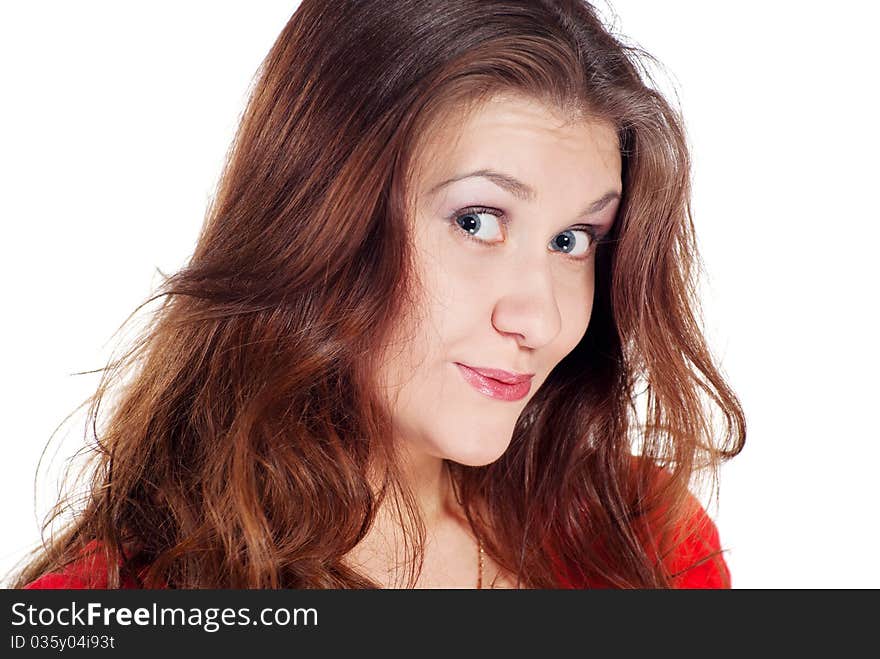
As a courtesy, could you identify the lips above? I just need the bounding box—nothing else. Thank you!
[454,363,533,402]
[458,364,534,385]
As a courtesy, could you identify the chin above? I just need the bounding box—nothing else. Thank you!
[443,437,512,468]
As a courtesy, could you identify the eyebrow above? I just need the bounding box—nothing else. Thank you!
[428,168,621,215]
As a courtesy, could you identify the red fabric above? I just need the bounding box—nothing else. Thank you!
[661,500,731,588]
[23,503,729,589]
[548,490,731,589]
[22,540,147,590]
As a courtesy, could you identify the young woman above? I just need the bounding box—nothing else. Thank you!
[13,0,745,589]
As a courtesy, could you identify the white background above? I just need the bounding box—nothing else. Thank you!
[1,1,877,588]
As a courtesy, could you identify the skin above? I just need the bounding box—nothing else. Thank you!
[350,92,622,588]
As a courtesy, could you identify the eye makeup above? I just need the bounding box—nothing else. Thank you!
[445,204,612,262]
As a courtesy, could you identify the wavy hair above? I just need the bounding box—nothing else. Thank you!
[10,0,745,589]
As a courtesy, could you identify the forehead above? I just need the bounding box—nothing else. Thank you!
[412,93,621,198]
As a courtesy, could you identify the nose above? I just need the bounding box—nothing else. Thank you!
[490,261,562,350]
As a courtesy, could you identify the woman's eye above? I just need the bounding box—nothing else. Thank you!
[451,207,597,260]
[549,229,593,258]
[453,209,504,243]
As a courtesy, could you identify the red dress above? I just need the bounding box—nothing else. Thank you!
[555,498,731,588]
[22,502,730,589]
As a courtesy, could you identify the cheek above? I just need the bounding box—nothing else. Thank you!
[412,223,486,331]
[554,268,596,348]
[375,291,450,402]
[419,210,500,284]
[559,307,591,356]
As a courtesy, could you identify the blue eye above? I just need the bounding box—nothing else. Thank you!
[449,206,602,261]
[550,228,594,258]
[453,208,504,243]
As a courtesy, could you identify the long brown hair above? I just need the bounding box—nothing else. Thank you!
[10,0,745,589]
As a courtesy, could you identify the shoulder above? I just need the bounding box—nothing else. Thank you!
[664,494,731,588]
[636,457,731,588]
[552,457,732,589]
[21,540,146,590]
[619,454,729,588]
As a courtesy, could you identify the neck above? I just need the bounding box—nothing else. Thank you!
[349,444,469,587]
[397,444,456,525]
[365,442,459,532]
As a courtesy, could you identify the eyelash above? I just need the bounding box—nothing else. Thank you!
[447,205,607,261]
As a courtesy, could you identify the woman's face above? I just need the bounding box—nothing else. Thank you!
[379,93,622,467]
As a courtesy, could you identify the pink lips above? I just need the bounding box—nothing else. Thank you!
[455,363,534,401]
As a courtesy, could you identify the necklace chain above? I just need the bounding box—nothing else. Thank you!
[476,535,484,589]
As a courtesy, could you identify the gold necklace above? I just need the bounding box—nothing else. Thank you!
[476,535,484,589]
